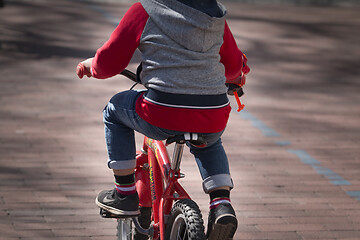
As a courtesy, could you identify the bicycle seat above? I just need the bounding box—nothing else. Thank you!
[166,133,207,147]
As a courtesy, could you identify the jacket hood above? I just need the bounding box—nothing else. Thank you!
[140,0,226,52]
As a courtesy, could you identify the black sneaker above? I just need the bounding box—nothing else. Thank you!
[95,188,140,217]
[207,203,238,240]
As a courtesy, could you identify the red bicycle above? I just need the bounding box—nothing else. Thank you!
[77,65,244,240]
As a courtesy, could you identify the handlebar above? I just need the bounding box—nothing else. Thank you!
[119,69,137,82]
[76,63,138,82]
[76,63,245,112]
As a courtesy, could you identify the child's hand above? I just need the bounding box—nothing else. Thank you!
[226,72,246,88]
[226,83,244,97]
[76,58,93,79]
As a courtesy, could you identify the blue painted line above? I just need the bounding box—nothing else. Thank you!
[312,167,350,185]
[237,110,354,189]
[275,140,292,146]
[238,110,280,137]
[287,150,351,186]
[312,165,336,175]
[347,191,360,200]
[287,149,320,165]
[327,174,346,180]
[331,180,351,186]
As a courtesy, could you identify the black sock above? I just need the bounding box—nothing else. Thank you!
[209,189,231,209]
[114,173,136,197]
[209,189,230,201]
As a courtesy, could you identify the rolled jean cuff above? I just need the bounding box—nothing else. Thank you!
[202,174,233,194]
[108,159,136,170]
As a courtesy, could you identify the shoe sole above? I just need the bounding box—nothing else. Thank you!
[208,214,237,240]
[95,197,140,217]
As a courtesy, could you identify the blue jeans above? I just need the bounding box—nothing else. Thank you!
[103,90,233,193]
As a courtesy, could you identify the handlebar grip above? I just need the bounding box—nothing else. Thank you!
[226,83,244,97]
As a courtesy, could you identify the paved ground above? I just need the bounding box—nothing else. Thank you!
[1,0,360,239]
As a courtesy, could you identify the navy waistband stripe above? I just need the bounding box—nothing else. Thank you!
[145,88,229,108]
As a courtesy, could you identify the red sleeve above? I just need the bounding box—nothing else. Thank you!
[219,21,245,81]
[91,3,149,79]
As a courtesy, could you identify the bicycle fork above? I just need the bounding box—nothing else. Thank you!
[119,141,187,240]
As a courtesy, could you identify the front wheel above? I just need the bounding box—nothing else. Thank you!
[165,199,206,240]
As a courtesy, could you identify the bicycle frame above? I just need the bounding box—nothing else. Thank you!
[135,136,191,240]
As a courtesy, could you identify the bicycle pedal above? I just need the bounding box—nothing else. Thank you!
[99,208,138,219]
[99,208,121,218]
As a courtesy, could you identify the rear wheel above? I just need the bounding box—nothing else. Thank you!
[165,199,206,240]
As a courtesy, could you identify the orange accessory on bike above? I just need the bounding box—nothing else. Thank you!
[233,90,245,112]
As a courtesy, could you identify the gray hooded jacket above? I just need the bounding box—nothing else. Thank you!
[139,0,228,95]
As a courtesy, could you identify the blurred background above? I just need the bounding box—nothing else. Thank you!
[1,0,359,239]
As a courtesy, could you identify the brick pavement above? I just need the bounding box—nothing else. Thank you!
[0,0,359,239]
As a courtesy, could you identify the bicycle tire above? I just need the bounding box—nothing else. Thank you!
[165,199,206,240]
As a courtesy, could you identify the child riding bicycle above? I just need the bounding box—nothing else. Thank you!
[77,0,249,239]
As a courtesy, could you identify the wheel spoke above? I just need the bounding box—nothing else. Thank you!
[182,225,188,240]
[176,225,182,240]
